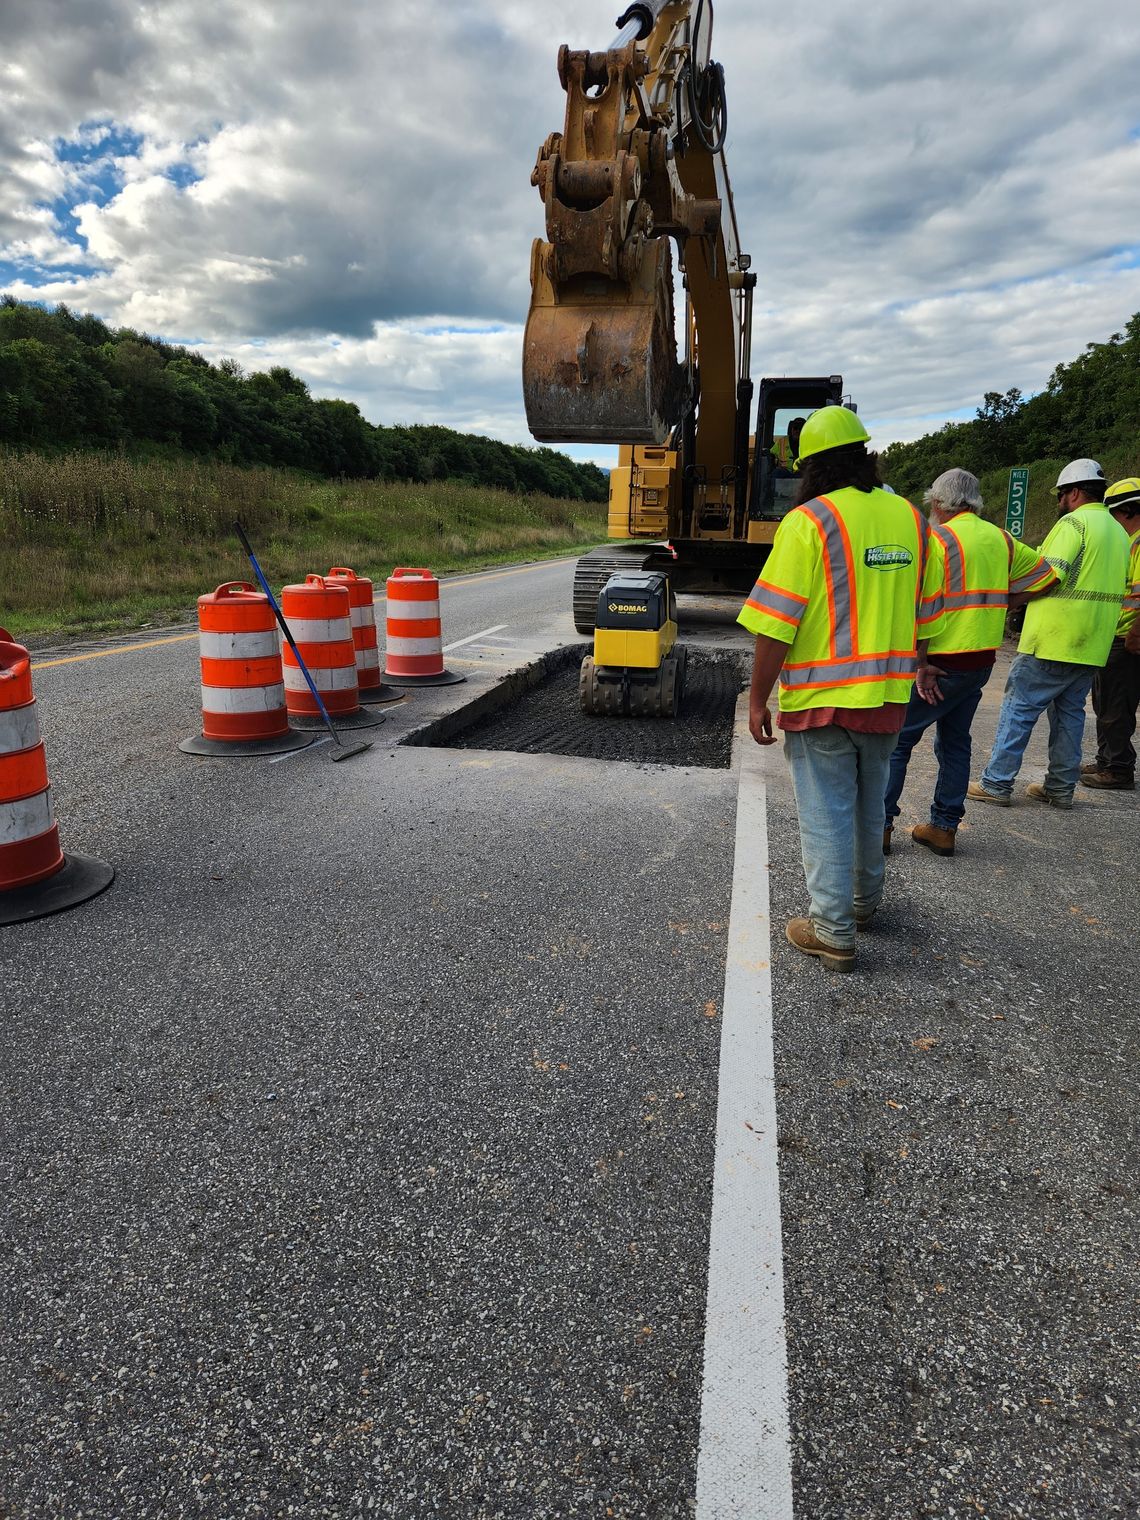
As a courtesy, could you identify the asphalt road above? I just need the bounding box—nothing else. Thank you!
[2,559,1137,1518]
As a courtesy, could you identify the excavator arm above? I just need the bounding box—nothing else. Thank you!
[523,0,755,493]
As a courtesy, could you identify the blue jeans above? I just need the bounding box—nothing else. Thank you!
[980,653,1096,799]
[785,726,898,949]
[884,666,992,830]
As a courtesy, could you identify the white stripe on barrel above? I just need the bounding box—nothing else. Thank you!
[0,704,42,756]
[201,683,288,714]
[0,790,54,846]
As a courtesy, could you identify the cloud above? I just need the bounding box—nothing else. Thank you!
[2,0,1140,453]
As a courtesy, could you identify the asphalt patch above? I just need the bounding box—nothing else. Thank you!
[426,646,746,769]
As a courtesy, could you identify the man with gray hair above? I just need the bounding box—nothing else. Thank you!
[884,467,1056,855]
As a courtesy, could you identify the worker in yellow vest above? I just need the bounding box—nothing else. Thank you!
[739,406,945,971]
[1080,477,1140,789]
[970,458,1131,809]
[883,468,1056,855]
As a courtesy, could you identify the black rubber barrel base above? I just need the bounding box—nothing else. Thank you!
[358,684,406,706]
[287,707,387,732]
[179,730,316,757]
[0,853,116,927]
[381,669,466,687]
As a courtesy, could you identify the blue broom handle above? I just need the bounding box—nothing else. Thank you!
[233,521,336,730]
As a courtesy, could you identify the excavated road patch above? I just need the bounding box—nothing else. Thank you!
[411,645,747,769]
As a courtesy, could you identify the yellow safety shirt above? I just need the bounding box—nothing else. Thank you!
[1116,529,1140,638]
[738,486,945,710]
[1020,502,1131,666]
[928,512,1056,655]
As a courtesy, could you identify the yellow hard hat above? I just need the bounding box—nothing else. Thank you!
[796,405,870,463]
[1105,477,1140,510]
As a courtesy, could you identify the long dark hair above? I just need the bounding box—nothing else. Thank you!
[795,443,883,506]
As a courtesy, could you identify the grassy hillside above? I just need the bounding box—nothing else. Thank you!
[0,449,607,639]
[974,444,1140,544]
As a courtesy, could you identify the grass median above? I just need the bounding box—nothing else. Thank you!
[0,450,608,641]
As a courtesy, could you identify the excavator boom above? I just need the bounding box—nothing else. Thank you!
[523,0,749,450]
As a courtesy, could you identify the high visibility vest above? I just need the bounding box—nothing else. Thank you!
[928,512,1056,655]
[738,486,945,710]
[1117,530,1140,638]
[1020,502,1131,666]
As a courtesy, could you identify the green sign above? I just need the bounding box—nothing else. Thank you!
[1006,468,1029,539]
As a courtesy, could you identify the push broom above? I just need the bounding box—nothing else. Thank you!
[234,521,372,761]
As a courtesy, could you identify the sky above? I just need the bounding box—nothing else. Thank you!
[3,0,1140,466]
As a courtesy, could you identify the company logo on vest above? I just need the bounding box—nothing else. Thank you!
[864,544,914,570]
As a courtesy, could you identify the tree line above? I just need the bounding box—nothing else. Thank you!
[0,296,608,502]
[880,313,1140,500]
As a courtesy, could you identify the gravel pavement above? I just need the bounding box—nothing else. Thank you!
[763,657,1139,1520]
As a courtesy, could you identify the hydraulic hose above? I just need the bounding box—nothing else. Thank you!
[687,57,728,155]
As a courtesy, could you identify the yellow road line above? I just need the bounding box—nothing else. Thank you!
[35,633,200,669]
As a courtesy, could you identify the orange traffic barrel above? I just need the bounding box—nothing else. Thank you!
[382,568,465,687]
[325,567,399,705]
[0,629,114,925]
[281,576,385,732]
[180,582,314,758]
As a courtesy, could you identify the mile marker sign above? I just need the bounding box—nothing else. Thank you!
[1006,468,1029,539]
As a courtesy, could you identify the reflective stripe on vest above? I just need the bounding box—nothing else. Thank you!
[789,490,926,694]
[927,515,1038,654]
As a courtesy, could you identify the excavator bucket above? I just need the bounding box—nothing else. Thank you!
[523,239,689,445]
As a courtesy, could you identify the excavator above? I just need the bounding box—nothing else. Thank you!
[523,0,849,648]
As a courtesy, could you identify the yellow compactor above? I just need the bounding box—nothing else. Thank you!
[580,570,686,717]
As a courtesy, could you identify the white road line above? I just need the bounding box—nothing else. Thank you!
[696,729,794,1519]
[441,624,508,653]
[269,735,332,764]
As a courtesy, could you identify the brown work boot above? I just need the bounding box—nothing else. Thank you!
[1079,770,1134,790]
[912,822,956,856]
[883,826,893,856]
[1026,782,1073,810]
[1080,761,1100,775]
[785,917,855,972]
[967,781,1011,806]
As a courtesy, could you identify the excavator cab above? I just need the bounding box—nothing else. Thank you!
[750,376,847,522]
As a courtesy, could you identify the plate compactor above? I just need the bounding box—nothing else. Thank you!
[579,571,687,718]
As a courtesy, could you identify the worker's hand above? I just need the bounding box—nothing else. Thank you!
[1126,627,1140,655]
[915,662,946,706]
[750,702,777,745]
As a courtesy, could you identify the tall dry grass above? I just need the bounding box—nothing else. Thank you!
[0,449,607,637]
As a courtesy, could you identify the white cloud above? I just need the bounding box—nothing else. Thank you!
[1,0,1139,457]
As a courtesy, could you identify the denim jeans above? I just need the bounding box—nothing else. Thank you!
[980,653,1096,799]
[884,665,992,830]
[784,725,898,949]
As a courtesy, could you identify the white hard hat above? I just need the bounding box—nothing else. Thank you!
[881,483,896,494]
[1055,458,1105,490]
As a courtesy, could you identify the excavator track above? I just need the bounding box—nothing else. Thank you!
[572,545,656,634]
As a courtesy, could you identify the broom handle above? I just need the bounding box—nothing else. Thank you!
[233,521,341,740]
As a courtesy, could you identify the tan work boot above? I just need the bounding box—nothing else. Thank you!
[1079,770,1134,790]
[883,826,893,856]
[912,822,956,856]
[785,918,855,972]
[1026,782,1073,810]
[967,781,1010,806]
